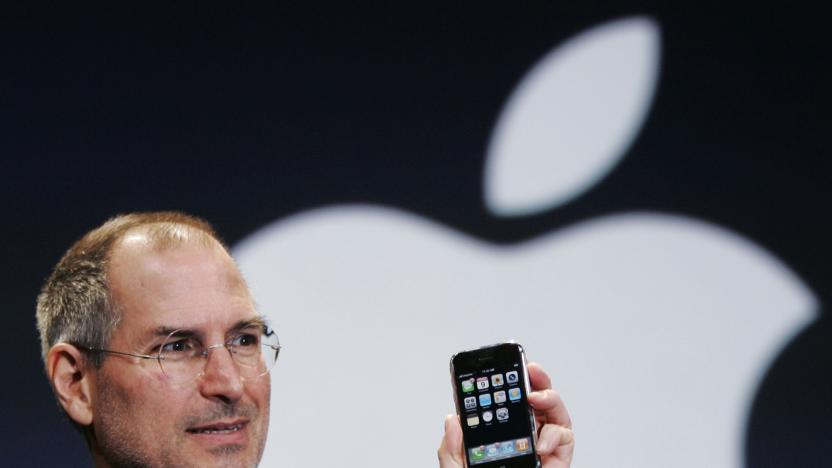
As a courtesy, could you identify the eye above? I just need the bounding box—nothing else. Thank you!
[230,332,260,348]
[161,337,198,354]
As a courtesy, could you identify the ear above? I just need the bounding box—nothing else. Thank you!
[47,343,95,426]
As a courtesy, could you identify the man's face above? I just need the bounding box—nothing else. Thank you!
[89,235,270,468]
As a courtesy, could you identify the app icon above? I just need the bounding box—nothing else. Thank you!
[502,440,516,454]
[470,446,485,461]
[461,378,475,393]
[482,410,493,422]
[479,393,492,406]
[476,376,490,390]
[467,415,480,427]
[496,407,509,421]
[486,444,499,457]
[491,373,504,387]
[506,371,519,384]
[464,396,477,410]
[493,390,506,404]
[515,438,529,451]
[508,387,522,401]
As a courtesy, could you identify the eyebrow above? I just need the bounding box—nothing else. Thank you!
[149,315,269,340]
[232,316,268,332]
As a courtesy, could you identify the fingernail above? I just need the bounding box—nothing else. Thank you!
[537,440,548,452]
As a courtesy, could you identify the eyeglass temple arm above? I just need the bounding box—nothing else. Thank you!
[83,347,159,361]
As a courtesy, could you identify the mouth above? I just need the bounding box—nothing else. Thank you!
[186,420,249,436]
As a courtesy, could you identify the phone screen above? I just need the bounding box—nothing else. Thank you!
[451,343,538,467]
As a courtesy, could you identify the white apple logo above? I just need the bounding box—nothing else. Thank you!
[234,17,816,468]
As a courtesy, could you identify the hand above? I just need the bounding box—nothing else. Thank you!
[437,363,574,467]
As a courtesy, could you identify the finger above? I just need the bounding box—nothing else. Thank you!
[527,388,572,429]
[437,414,465,468]
[528,362,552,391]
[536,424,575,456]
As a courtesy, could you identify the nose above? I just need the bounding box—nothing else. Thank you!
[197,344,244,404]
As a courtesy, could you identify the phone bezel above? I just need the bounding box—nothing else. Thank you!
[450,342,541,468]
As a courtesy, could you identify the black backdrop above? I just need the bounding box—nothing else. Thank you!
[2,2,829,466]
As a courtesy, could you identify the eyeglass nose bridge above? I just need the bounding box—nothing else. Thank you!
[203,342,233,354]
[195,342,239,374]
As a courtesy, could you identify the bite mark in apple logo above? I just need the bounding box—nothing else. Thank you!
[234,17,816,468]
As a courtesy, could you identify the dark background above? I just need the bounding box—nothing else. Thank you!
[2,2,829,466]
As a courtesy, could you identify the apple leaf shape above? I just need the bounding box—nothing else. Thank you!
[235,206,815,468]
[484,17,661,216]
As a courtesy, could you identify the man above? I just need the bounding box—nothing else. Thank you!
[37,212,573,467]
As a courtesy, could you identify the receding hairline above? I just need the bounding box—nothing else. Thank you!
[107,221,245,302]
[108,222,246,291]
[105,221,259,343]
[113,221,224,253]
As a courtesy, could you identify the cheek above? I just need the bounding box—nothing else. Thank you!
[93,377,201,467]
[248,379,271,459]
[96,373,190,436]
[255,378,271,409]
[247,379,271,427]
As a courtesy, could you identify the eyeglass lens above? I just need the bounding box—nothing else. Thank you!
[157,328,280,383]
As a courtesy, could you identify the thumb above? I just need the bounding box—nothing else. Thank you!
[438,414,465,467]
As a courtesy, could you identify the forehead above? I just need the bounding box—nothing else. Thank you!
[108,231,256,339]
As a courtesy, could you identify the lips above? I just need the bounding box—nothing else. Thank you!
[186,420,248,436]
